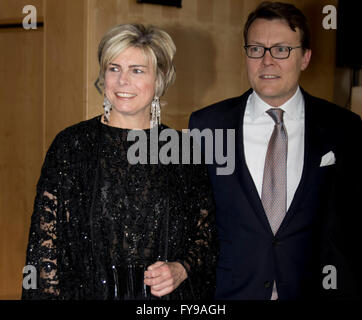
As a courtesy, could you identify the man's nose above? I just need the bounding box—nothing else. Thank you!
[261,49,275,65]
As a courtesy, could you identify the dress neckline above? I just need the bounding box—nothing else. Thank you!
[97,116,168,134]
[98,115,153,132]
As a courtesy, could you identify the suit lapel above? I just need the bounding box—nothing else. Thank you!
[234,90,275,234]
[276,90,333,235]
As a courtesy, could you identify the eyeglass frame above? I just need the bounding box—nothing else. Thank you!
[244,45,303,59]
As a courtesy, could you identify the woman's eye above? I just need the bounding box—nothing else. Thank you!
[108,66,119,72]
[133,68,143,74]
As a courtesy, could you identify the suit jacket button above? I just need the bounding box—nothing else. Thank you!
[264,281,271,288]
[272,238,280,246]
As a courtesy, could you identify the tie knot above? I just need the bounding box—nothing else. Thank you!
[266,108,284,125]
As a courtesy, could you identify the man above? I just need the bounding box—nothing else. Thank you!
[189,1,361,300]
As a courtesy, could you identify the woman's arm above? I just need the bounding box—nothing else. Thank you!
[179,162,219,299]
[22,135,64,299]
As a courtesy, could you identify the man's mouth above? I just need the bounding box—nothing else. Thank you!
[259,75,280,79]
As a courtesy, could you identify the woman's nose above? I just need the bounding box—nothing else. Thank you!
[118,72,130,85]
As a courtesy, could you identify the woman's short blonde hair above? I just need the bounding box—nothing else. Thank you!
[98,23,176,98]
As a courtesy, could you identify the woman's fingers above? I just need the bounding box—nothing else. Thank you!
[143,261,188,297]
[150,281,174,297]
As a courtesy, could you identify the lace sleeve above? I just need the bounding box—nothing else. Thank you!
[180,163,219,299]
[22,137,62,299]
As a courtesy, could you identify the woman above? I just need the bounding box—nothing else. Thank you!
[22,24,218,300]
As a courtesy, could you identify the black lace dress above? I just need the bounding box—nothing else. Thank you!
[22,116,218,300]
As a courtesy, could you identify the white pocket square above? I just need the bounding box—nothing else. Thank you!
[320,151,336,167]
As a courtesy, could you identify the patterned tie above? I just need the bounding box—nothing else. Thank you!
[261,108,288,235]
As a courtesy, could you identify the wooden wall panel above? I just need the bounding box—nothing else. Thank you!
[0,28,44,299]
[44,0,87,149]
[86,0,337,130]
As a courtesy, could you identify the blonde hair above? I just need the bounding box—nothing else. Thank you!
[98,23,176,97]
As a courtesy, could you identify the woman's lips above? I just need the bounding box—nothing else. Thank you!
[115,92,137,99]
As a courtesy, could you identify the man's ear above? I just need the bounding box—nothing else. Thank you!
[301,49,312,71]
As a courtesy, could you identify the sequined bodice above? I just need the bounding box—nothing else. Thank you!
[95,124,187,267]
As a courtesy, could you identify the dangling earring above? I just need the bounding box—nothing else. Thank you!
[150,96,161,128]
[103,95,112,123]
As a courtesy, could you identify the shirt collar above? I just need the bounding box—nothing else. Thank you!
[248,86,304,122]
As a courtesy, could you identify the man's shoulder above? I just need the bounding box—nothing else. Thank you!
[189,89,252,128]
[303,89,361,124]
[194,89,252,116]
[195,95,242,113]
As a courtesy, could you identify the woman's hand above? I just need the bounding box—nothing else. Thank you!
[144,261,188,297]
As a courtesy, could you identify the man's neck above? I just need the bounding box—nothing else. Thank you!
[256,87,299,107]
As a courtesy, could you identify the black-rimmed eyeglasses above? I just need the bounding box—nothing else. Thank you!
[244,45,302,59]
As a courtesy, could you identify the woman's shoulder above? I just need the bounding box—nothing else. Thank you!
[56,116,100,139]
[46,116,101,160]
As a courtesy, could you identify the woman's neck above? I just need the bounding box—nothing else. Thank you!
[103,111,151,130]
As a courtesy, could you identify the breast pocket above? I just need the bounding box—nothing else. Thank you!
[316,163,337,185]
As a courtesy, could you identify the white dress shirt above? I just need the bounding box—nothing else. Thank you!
[243,87,305,211]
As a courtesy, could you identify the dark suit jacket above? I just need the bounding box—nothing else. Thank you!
[189,88,362,300]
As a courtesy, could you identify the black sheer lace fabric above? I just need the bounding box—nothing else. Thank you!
[22,116,218,300]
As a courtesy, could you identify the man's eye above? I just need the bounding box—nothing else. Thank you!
[276,46,288,52]
[250,46,262,52]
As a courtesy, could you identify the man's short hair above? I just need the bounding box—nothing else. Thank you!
[243,1,311,51]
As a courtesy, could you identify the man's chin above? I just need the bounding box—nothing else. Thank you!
[253,90,289,107]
